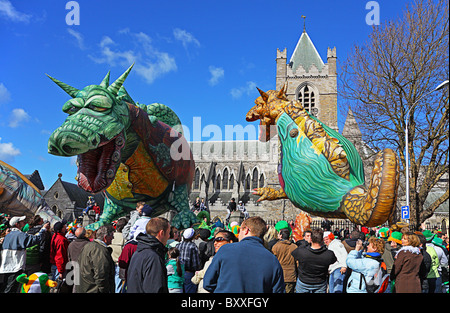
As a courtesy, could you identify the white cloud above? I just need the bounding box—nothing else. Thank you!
[90,31,177,84]
[0,82,11,104]
[208,66,224,86]
[9,108,30,128]
[230,81,258,99]
[0,137,20,162]
[67,28,85,50]
[0,0,31,23]
[173,28,200,49]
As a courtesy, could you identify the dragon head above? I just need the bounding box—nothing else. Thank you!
[245,83,289,142]
[47,64,133,193]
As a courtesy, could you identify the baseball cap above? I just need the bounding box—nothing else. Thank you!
[9,216,26,227]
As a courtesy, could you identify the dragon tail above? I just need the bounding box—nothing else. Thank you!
[340,148,400,227]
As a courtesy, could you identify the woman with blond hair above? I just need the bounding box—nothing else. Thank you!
[390,232,424,293]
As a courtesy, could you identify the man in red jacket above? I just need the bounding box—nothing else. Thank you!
[50,221,69,281]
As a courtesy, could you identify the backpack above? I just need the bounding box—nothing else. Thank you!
[360,260,390,293]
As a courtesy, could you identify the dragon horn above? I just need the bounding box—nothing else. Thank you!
[277,82,288,99]
[256,87,269,102]
[108,63,134,96]
[99,71,111,88]
[46,74,79,98]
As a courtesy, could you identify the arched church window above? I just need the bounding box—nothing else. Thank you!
[194,168,200,190]
[298,85,318,117]
[252,168,259,190]
[222,168,229,190]
[245,174,251,190]
[215,174,221,191]
[229,174,234,190]
[259,174,265,188]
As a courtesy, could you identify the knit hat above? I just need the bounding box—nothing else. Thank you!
[323,231,335,241]
[422,230,434,241]
[388,231,402,244]
[141,204,154,217]
[183,228,195,240]
[378,227,390,239]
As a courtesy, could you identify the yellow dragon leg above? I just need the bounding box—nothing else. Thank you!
[253,187,288,202]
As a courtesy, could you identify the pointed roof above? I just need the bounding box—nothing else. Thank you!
[25,170,45,191]
[289,30,325,73]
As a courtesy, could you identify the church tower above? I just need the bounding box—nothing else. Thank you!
[276,26,338,131]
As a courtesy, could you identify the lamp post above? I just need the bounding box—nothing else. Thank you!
[404,80,449,214]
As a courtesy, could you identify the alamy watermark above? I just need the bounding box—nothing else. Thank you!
[65,1,80,25]
[366,1,380,26]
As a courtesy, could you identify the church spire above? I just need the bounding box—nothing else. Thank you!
[301,15,306,33]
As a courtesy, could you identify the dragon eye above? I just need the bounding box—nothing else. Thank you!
[62,98,84,115]
[85,95,113,111]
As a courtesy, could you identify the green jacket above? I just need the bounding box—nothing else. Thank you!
[166,259,185,289]
[426,245,440,279]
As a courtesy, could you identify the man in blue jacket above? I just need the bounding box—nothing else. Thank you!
[203,216,285,293]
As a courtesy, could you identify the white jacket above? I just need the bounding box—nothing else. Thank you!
[327,239,348,274]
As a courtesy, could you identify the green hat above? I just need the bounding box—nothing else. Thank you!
[388,231,402,244]
[432,236,446,250]
[422,230,434,241]
[378,227,390,239]
[275,220,292,235]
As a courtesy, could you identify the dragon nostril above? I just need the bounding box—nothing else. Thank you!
[91,138,98,146]
[62,144,74,155]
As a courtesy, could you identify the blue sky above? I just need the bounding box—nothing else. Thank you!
[0,0,414,190]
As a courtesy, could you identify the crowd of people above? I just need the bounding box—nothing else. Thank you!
[1,207,449,294]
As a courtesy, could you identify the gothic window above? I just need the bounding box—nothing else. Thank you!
[194,168,200,190]
[297,85,318,117]
[259,174,265,188]
[215,174,221,191]
[245,174,251,190]
[252,168,259,190]
[222,168,229,190]
[229,174,234,190]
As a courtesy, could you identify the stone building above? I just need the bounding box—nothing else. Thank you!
[43,173,104,222]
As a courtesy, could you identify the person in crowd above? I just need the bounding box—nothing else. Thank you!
[237,200,249,220]
[343,229,361,253]
[345,236,385,293]
[225,198,237,225]
[295,229,312,248]
[50,220,69,281]
[167,226,181,249]
[197,228,213,269]
[25,215,48,275]
[323,231,348,293]
[192,197,201,213]
[166,247,185,293]
[388,231,403,257]
[423,229,447,293]
[117,231,138,293]
[109,217,127,293]
[272,228,297,293]
[291,228,336,293]
[127,204,154,240]
[203,216,285,293]
[191,230,237,293]
[390,232,424,293]
[67,226,90,292]
[263,225,278,251]
[122,201,145,240]
[92,203,101,222]
[176,228,201,293]
[200,198,208,211]
[0,216,50,293]
[415,232,432,292]
[378,227,395,274]
[126,217,171,293]
[77,225,116,293]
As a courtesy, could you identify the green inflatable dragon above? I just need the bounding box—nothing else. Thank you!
[47,64,197,230]
[246,84,400,227]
